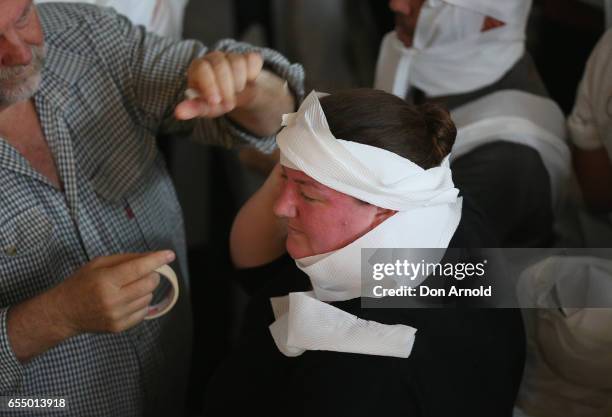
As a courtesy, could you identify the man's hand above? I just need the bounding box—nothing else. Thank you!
[175,51,264,120]
[7,251,176,363]
[48,251,175,336]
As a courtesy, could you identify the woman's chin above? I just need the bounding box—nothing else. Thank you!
[285,237,313,260]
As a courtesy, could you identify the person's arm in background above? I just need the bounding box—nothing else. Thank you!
[108,8,304,152]
[230,163,287,268]
[568,30,612,212]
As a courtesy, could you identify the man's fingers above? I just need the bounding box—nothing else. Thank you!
[120,272,161,302]
[180,51,263,120]
[111,251,174,286]
[190,59,221,105]
[228,53,248,93]
[89,253,147,270]
[121,292,155,316]
[119,306,150,331]
[207,53,236,111]
[175,99,210,120]
[175,100,236,120]
[245,52,263,82]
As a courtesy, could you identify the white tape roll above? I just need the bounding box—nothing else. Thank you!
[144,265,180,320]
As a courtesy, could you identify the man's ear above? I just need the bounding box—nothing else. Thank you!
[481,16,505,32]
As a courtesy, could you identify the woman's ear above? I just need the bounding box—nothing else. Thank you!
[481,16,505,32]
[373,207,398,227]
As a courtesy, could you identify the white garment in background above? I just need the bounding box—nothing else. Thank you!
[374,0,532,98]
[450,90,571,209]
[269,91,462,358]
[515,256,612,417]
[567,29,612,242]
[35,0,188,39]
[568,29,612,159]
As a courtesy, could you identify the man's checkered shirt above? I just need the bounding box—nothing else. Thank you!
[0,3,304,416]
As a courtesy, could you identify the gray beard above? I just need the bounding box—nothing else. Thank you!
[0,44,47,107]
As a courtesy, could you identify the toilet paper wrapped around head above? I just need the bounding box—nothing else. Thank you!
[276,89,460,212]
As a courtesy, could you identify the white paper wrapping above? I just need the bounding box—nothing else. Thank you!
[269,91,462,358]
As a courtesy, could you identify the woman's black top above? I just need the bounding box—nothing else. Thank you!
[203,198,525,417]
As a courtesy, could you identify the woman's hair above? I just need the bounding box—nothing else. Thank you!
[319,89,457,169]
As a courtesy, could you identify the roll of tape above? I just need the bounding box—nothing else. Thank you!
[144,265,180,320]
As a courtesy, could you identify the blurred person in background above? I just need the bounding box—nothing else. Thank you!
[568,29,612,244]
[514,256,612,417]
[375,0,572,247]
[35,0,188,38]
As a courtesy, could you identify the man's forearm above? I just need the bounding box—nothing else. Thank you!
[6,288,74,364]
[228,70,295,137]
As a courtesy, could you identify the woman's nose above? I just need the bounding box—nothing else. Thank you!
[273,183,298,219]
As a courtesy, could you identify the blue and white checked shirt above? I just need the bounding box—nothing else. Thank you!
[0,3,304,416]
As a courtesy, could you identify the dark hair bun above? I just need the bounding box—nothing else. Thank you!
[319,89,458,169]
[419,102,457,164]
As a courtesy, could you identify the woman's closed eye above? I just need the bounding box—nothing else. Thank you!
[300,191,320,202]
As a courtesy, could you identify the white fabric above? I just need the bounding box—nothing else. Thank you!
[269,292,417,358]
[374,0,531,98]
[278,92,460,212]
[270,91,462,358]
[450,89,571,208]
[568,29,612,159]
[35,0,188,39]
[566,30,612,246]
[516,256,612,417]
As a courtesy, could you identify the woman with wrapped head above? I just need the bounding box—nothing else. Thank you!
[205,89,525,416]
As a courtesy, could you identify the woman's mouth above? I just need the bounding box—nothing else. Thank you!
[287,224,303,234]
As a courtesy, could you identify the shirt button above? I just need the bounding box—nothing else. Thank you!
[5,246,17,256]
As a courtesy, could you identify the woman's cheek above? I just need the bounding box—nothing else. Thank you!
[316,211,350,247]
[299,205,326,232]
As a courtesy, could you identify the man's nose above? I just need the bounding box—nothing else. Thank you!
[273,184,298,219]
[0,30,32,67]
